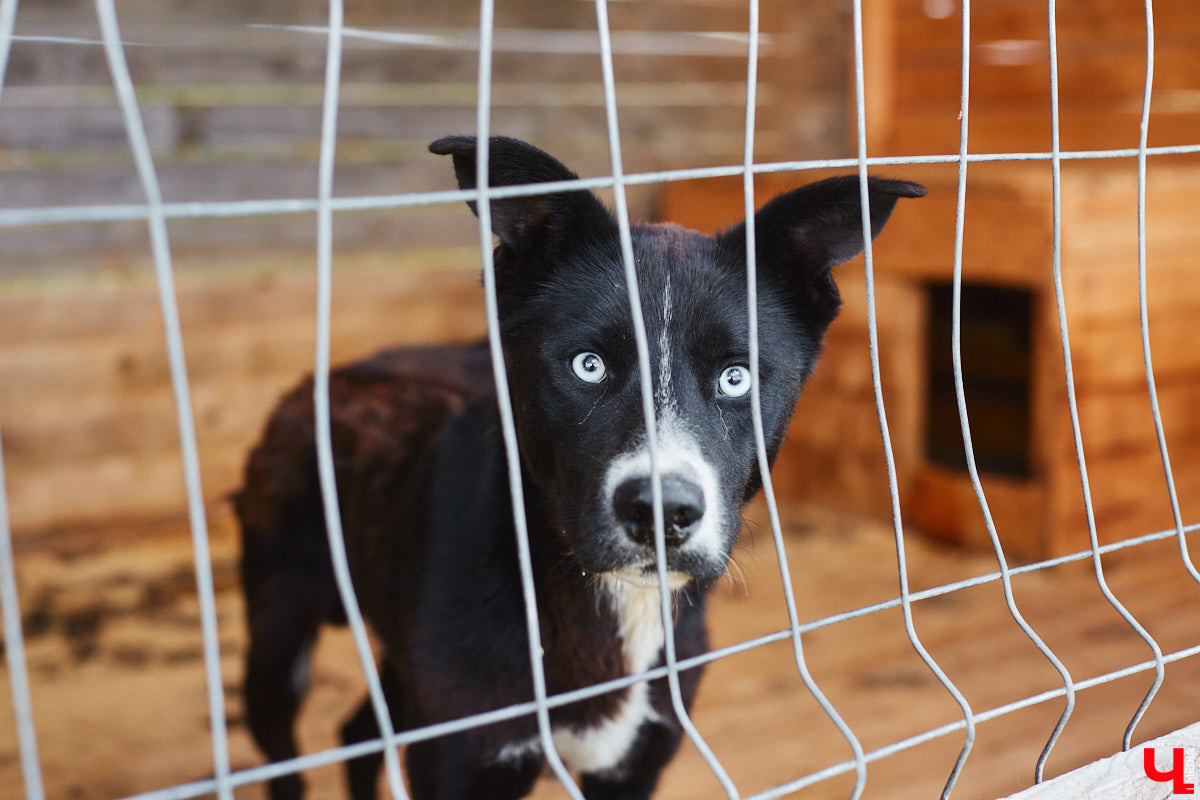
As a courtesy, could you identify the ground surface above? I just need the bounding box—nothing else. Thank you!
[3,502,1200,800]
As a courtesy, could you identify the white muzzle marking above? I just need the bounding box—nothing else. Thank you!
[602,409,725,568]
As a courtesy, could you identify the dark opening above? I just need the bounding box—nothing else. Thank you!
[925,282,1034,478]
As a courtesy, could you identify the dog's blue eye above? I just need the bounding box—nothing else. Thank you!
[571,352,607,384]
[718,365,751,398]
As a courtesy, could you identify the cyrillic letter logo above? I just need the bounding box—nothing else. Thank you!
[1144,747,1196,795]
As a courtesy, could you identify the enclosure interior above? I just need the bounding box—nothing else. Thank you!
[2,1,1200,799]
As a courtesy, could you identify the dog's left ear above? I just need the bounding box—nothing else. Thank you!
[719,175,925,334]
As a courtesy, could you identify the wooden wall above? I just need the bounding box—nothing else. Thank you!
[658,0,1200,558]
[881,160,1200,557]
[860,0,1200,156]
[860,0,1200,556]
[0,1,853,546]
[0,0,849,275]
[0,257,487,546]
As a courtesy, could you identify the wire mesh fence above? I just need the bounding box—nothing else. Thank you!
[2,0,1200,799]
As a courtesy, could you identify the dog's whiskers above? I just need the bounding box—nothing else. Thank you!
[721,554,750,597]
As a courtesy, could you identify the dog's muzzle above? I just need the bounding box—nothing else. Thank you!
[612,474,706,549]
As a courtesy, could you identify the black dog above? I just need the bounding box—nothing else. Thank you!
[237,135,923,800]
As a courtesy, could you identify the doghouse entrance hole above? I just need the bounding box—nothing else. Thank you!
[925,282,1034,478]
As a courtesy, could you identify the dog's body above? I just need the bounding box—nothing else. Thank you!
[237,136,923,800]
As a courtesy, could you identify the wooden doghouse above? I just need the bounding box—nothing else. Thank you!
[660,0,1200,559]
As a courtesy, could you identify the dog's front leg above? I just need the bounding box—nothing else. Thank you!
[404,734,543,800]
[578,719,684,800]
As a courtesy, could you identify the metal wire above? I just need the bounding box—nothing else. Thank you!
[0,427,45,800]
[739,1,867,797]
[6,511,1192,800]
[92,1,234,797]
[1045,0,1165,752]
[948,0,1074,783]
[593,0,740,795]
[1135,2,1199,588]
[745,635,1200,800]
[1,4,1198,800]
[0,0,14,106]
[95,626,1200,800]
[471,0,584,795]
[0,7,49,800]
[310,2,408,797]
[4,145,1200,230]
[850,0,975,795]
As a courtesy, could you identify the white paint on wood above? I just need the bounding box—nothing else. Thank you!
[998,722,1200,799]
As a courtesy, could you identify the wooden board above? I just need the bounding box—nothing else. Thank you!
[0,256,487,539]
[1,0,851,274]
[999,721,1200,799]
[863,0,1200,156]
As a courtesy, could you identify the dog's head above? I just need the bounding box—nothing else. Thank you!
[430,135,923,589]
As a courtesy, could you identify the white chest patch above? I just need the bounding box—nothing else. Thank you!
[603,574,669,675]
[492,579,669,777]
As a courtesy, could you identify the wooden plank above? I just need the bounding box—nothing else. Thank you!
[1067,316,1200,386]
[0,265,485,396]
[871,164,1057,287]
[2,379,291,468]
[5,449,201,538]
[1057,257,1200,325]
[873,0,1200,157]
[1074,380,1200,460]
[3,0,851,269]
[859,0,898,154]
[0,197,472,269]
[907,464,1047,557]
[1039,272,1200,554]
[0,265,486,535]
[893,0,1200,45]
[890,0,1200,85]
[1060,163,1200,255]
[887,109,1200,156]
[1046,442,1200,553]
[999,723,1200,799]
[892,44,1200,106]
[771,443,896,520]
[7,17,762,87]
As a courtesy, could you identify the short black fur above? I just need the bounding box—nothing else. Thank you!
[238,135,923,799]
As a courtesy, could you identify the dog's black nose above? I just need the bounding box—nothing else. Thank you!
[613,475,705,548]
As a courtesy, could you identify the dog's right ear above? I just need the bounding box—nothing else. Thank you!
[429,135,614,258]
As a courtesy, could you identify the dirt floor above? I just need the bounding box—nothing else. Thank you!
[3,501,1200,800]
